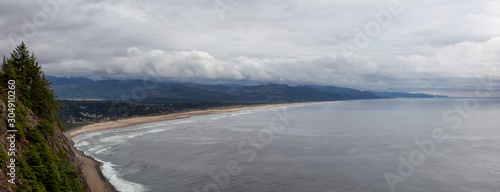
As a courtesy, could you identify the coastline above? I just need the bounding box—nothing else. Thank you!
[64,102,306,192]
[68,142,118,192]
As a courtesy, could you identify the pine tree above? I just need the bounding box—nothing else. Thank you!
[9,42,31,97]
[0,42,86,191]
[2,42,58,117]
[1,55,16,86]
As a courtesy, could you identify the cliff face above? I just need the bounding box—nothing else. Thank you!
[0,101,13,189]
[0,99,90,191]
[0,43,90,191]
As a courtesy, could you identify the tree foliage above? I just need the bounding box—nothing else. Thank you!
[1,42,86,191]
[2,42,58,117]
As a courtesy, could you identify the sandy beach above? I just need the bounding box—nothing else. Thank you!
[64,103,301,192]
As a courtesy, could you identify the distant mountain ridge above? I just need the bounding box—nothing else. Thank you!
[46,76,447,102]
[46,76,94,86]
[305,85,380,99]
[369,91,449,98]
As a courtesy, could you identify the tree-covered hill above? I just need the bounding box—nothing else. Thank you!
[48,77,383,102]
[305,85,380,99]
[0,43,89,191]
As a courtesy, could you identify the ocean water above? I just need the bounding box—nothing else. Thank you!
[73,99,500,192]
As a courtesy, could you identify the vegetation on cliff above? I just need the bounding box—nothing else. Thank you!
[0,43,89,191]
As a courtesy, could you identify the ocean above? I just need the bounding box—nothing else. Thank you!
[73,98,500,192]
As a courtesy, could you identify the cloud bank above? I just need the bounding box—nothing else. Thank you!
[1,0,499,96]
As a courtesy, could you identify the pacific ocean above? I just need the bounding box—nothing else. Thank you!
[73,99,500,192]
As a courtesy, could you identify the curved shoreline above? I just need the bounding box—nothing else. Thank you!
[64,102,305,192]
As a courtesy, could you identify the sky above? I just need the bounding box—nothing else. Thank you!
[0,0,499,96]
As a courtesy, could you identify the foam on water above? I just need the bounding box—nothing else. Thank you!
[210,115,228,120]
[100,160,148,192]
[94,147,111,155]
[172,119,197,124]
[100,135,129,143]
[145,128,167,133]
[73,131,153,191]
[74,144,149,191]
[88,145,106,152]
[74,141,90,148]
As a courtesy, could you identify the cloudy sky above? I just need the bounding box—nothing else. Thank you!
[1,0,499,96]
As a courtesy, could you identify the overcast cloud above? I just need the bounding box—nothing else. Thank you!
[1,0,499,96]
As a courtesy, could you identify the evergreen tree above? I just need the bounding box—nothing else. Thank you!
[2,42,58,116]
[9,42,31,97]
[1,55,16,85]
[0,42,86,191]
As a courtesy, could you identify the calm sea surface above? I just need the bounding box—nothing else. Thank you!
[73,99,500,192]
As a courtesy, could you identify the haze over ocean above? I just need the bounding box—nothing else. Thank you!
[73,99,500,192]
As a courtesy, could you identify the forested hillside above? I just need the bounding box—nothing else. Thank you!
[48,77,379,102]
[0,43,89,191]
